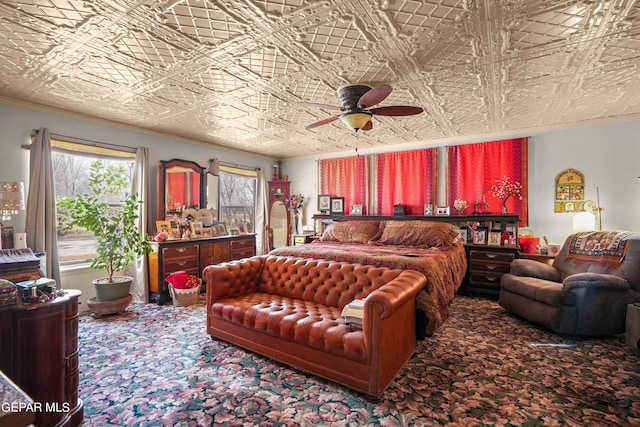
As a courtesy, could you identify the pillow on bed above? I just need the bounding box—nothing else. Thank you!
[376,220,459,248]
[319,221,382,243]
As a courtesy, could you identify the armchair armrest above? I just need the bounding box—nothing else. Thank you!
[510,259,561,282]
[563,273,630,291]
[203,256,265,302]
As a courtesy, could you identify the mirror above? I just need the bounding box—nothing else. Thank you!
[270,200,288,248]
[157,159,205,220]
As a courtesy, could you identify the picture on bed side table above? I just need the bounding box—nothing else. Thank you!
[436,206,450,216]
[488,231,501,246]
[330,197,344,214]
[473,229,487,245]
[318,194,331,213]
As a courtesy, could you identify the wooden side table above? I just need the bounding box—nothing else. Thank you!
[293,234,319,246]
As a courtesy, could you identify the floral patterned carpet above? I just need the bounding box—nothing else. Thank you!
[78,296,640,426]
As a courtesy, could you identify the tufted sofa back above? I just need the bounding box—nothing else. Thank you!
[258,255,404,308]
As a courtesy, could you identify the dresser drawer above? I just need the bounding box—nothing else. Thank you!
[231,245,255,259]
[471,262,511,275]
[469,273,503,288]
[230,238,254,251]
[162,244,199,261]
[230,238,255,260]
[470,250,515,264]
[163,258,200,275]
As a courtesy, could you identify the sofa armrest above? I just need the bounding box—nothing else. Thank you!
[510,259,561,282]
[203,256,265,302]
[364,270,427,320]
[563,272,630,291]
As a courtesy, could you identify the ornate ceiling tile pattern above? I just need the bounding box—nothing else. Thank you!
[1,0,640,158]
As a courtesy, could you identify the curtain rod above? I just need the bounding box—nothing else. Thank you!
[212,158,260,172]
[27,129,136,153]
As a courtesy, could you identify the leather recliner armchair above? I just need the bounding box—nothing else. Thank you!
[499,231,640,336]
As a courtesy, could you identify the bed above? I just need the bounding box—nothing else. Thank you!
[269,219,467,337]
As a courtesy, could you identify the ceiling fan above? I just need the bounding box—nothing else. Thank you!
[303,84,424,131]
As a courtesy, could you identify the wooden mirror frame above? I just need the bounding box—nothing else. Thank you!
[157,159,205,221]
[268,180,291,250]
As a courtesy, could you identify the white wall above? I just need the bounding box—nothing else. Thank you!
[282,120,640,247]
[0,102,276,310]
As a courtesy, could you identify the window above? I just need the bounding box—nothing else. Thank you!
[52,138,135,265]
[218,166,257,232]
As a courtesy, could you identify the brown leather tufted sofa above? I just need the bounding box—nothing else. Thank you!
[203,255,427,397]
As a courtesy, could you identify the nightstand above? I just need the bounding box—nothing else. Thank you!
[293,234,319,245]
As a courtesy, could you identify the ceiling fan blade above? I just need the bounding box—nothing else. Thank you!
[370,105,424,116]
[299,101,343,111]
[305,116,339,130]
[361,120,373,131]
[357,84,392,109]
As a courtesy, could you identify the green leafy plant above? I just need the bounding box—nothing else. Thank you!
[58,160,149,283]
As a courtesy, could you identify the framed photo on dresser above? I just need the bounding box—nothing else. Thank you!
[473,228,487,245]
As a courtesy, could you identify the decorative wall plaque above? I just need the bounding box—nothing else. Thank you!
[554,169,585,213]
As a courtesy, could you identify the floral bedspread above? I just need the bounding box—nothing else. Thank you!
[269,241,467,336]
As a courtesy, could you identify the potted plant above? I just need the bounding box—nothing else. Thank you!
[58,160,149,302]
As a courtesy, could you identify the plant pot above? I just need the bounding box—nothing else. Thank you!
[92,276,133,302]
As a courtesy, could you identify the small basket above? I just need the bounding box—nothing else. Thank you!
[168,282,201,307]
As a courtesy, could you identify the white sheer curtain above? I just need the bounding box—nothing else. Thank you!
[125,147,149,302]
[25,128,61,284]
[255,169,269,255]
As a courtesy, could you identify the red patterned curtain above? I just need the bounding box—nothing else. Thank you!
[319,156,369,214]
[447,138,528,224]
[373,148,438,215]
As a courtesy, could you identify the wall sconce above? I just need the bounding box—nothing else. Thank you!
[0,181,25,222]
[572,188,603,232]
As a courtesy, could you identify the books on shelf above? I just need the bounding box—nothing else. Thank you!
[342,298,365,327]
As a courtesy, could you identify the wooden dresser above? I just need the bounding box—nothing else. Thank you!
[148,234,256,304]
[0,290,83,427]
[466,247,518,293]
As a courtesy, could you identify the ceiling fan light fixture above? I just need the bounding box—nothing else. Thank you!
[339,112,372,131]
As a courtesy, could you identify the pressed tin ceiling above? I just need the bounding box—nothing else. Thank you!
[1,0,640,158]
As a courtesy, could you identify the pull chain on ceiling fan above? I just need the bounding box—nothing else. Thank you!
[303,84,423,131]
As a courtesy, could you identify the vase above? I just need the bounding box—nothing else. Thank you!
[295,211,303,234]
[501,201,508,214]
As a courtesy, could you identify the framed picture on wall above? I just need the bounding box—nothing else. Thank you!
[318,194,331,213]
[424,204,433,216]
[350,204,362,215]
[330,197,345,214]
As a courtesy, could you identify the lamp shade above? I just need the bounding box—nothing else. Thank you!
[0,181,25,221]
[573,211,595,232]
[339,112,372,130]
